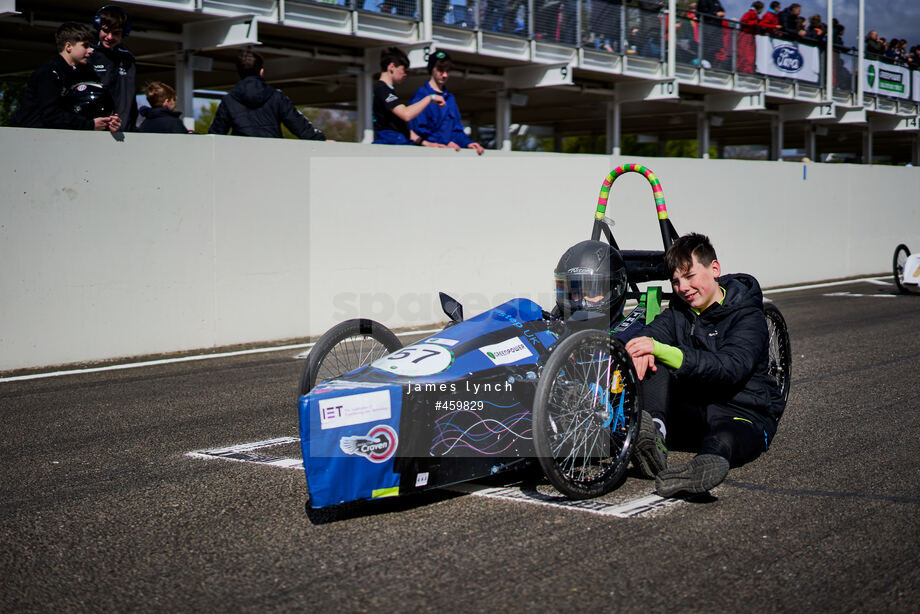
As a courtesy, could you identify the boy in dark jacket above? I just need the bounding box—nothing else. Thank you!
[626,233,785,497]
[208,49,326,140]
[12,22,121,131]
[138,81,187,133]
[91,4,138,131]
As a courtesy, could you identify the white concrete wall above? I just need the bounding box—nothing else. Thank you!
[1,127,918,371]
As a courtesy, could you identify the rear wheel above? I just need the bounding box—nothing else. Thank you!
[764,304,792,405]
[532,330,641,499]
[298,319,402,396]
[893,244,914,294]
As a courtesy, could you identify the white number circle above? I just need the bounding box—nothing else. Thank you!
[371,343,453,376]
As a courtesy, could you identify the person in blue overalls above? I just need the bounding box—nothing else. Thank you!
[409,50,485,155]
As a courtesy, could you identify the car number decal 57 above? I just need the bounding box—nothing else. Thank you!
[371,343,453,376]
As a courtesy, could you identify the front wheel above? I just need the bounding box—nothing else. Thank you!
[764,303,792,406]
[532,330,641,499]
[893,244,914,294]
[298,319,403,396]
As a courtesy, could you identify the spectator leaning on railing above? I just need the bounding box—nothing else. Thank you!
[409,50,485,154]
[91,4,138,132]
[804,14,825,44]
[208,49,326,140]
[11,22,121,132]
[372,46,445,146]
[758,1,781,35]
[696,0,725,67]
[865,30,885,59]
[737,2,763,74]
[777,3,805,40]
[138,81,187,134]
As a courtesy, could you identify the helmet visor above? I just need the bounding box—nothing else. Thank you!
[555,272,625,312]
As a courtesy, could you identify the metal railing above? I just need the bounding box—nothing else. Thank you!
[297,0,916,100]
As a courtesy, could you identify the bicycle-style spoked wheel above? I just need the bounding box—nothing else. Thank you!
[298,319,403,396]
[893,244,915,294]
[764,303,792,405]
[533,330,641,499]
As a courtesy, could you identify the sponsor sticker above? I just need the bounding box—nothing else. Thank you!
[339,424,398,463]
[319,390,391,430]
[415,472,429,487]
[479,337,532,366]
[426,337,459,347]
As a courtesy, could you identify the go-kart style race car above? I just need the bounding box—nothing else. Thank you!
[297,164,792,509]
[893,244,920,294]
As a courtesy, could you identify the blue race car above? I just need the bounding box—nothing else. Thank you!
[297,164,791,509]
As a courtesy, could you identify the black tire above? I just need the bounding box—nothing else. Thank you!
[893,244,912,294]
[532,330,641,499]
[298,319,403,396]
[764,303,792,406]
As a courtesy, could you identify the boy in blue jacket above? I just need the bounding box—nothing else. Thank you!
[409,50,484,154]
[626,233,786,497]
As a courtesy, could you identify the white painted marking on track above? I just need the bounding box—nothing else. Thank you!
[822,291,898,298]
[187,437,678,517]
[187,437,304,469]
[762,275,888,294]
[446,483,680,518]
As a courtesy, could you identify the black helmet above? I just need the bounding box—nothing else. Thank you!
[68,82,115,119]
[554,240,628,317]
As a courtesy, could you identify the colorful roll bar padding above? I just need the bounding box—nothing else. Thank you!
[595,163,669,221]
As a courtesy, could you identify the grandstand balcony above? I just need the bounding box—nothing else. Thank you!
[1,0,918,162]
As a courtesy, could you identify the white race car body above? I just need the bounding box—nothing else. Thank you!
[904,253,920,286]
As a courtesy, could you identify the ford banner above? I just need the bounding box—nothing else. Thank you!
[755,36,820,83]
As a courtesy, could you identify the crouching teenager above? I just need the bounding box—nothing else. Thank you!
[626,233,786,497]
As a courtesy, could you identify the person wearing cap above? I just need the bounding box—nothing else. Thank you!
[91,4,137,131]
[372,46,446,146]
[409,50,485,155]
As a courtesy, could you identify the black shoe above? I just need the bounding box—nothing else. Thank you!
[632,410,667,478]
[655,454,729,497]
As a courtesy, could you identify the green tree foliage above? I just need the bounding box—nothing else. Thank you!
[0,80,26,126]
[281,107,356,141]
[195,100,219,134]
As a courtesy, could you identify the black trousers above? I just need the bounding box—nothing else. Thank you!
[641,366,770,467]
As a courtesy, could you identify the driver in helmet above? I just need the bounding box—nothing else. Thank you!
[553,240,628,325]
[552,240,662,480]
[553,240,651,344]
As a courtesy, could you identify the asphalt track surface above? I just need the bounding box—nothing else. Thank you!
[2,278,919,613]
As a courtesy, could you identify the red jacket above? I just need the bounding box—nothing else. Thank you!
[758,10,780,32]
[741,9,761,34]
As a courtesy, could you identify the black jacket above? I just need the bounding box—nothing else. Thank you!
[208,76,326,140]
[644,273,785,433]
[138,106,187,134]
[91,43,138,131]
[10,55,96,130]
[696,0,725,25]
[777,8,801,38]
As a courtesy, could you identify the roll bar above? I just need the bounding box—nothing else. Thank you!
[590,163,678,251]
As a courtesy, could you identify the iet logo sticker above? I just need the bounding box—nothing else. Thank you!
[319,390,391,430]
